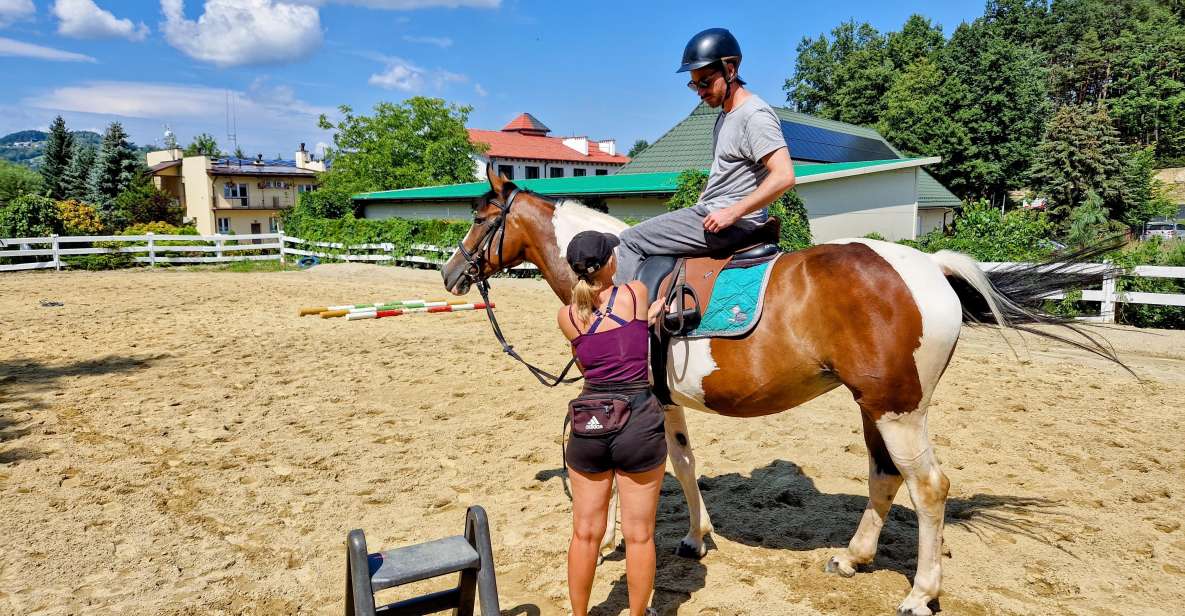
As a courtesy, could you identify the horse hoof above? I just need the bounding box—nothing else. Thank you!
[895,599,934,616]
[674,539,707,559]
[824,556,856,578]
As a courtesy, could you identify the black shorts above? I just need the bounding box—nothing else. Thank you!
[566,393,667,475]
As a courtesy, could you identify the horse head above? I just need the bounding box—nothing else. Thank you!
[442,164,558,296]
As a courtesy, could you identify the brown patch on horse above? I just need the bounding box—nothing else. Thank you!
[699,243,924,420]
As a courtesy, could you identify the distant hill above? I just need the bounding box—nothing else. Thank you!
[1,129,111,168]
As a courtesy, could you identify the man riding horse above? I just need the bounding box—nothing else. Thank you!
[615,28,796,320]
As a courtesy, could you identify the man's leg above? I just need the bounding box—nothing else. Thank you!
[613,207,716,284]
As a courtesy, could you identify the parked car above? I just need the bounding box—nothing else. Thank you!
[1141,221,1185,241]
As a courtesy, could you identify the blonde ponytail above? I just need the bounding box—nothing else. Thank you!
[571,276,604,327]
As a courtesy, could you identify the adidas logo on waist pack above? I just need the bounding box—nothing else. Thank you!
[584,416,603,430]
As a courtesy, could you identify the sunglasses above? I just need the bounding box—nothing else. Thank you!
[686,72,721,91]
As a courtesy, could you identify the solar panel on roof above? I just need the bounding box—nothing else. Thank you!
[781,122,898,163]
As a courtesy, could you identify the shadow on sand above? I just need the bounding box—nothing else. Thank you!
[539,459,1067,614]
[0,354,167,464]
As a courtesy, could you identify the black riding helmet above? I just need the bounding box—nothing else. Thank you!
[677,28,742,73]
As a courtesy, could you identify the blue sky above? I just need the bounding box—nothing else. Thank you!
[1,0,985,159]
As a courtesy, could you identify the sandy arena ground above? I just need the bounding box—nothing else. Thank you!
[1,264,1184,616]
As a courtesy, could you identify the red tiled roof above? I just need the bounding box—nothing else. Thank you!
[469,129,630,165]
[502,112,550,134]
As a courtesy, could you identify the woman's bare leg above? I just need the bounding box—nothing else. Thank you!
[616,464,665,616]
[568,466,614,616]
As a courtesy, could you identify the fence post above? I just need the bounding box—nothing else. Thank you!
[51,234,61,271]
[385,242,394,266]
[278,234,286,264]
[147,232,156,267]
[1100,260,1117,324]
[216,235,224,261]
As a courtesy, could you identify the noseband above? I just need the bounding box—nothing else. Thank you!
[456,189,581,387]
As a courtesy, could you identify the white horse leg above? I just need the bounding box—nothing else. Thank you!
[664,405,713,558]
[878,409,949,616]
[827,413,905,576]
[600,481,618,554]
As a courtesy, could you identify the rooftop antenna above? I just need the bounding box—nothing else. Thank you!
[225,90,240,166]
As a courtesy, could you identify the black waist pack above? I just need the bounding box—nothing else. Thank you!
[569,382,651,438]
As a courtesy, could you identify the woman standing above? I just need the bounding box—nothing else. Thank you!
[557,230,666,616]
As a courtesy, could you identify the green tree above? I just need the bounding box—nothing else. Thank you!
[1065,191,1114,247]
[878,58,969,160]
[184,133,220,157]
[1119,145,1178,228]
[63,142,95,201]
[0,194,59,237]
[0,159,43,207]
[233,146,246,159]
[767,190,813,251]
[317,97,485,194]
[937,21,1050,202]
[1108,7,1185,160]
[627,139,649,158]
[666,169,708,211]
[40,116,74,200]
[910,199,1055,261]
[87,122,143,219]
[1028,103,1126,224]
[111,175,183,227]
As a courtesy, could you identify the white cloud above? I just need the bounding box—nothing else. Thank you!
[313,0,498,8]
[27,80,334,123]
[368,56,466,92]
[0,0,34,28]
[160,0,322,67]
[54,0,149,41]
[474,83,486,97]
[402,34,451,48]
[0,36,96,62]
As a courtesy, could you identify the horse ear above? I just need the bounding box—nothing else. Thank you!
[486,163,505,191]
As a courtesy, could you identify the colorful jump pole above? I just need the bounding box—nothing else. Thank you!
[300,298,469,317]
[345,302,493,320]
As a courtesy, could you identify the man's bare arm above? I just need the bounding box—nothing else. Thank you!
[702,147,796,232]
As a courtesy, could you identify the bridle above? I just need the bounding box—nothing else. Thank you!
[456,188,582,387]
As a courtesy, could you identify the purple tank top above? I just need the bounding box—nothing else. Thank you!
[570,286,649,383]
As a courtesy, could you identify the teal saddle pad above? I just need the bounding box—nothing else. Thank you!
[686,258,777,338]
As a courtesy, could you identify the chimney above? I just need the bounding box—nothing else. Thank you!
[563,136,589,156]
[597,139,616,156]
[295,144,326,172]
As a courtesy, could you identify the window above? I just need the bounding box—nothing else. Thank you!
[573,168,586,177]
[595,169,608,176]
[268,217,279,233]
[216,217,230,234]
[272,196,280,208]
[298,184,316,193]
[498,164,514,179]
[223,182,248,207]
[525,166,540,179]
[549,167,564,178]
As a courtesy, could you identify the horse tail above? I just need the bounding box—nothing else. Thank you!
[927,239,1133,375]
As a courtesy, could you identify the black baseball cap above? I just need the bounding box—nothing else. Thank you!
[565,231,620,277]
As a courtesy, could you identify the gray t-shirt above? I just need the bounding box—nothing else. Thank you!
[698,94,788,221]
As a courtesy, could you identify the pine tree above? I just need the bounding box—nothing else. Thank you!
[87,122,142,222]
[1028,103,1126,224]
[40,116,74,200]
[64,142,95,202]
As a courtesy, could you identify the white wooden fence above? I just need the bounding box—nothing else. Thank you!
[0,233,536,273]
[1,234,1180,323]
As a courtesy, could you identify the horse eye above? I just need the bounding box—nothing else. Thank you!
[473,217,484,224]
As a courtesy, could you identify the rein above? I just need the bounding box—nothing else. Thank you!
[459,189,582,388]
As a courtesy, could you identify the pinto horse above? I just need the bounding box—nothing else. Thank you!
[441,167,1124,616]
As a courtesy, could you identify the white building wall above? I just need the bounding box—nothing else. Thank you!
[796,168,919,242]
[365,202,473,221]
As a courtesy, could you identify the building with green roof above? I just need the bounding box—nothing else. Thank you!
[356,103,960,241]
